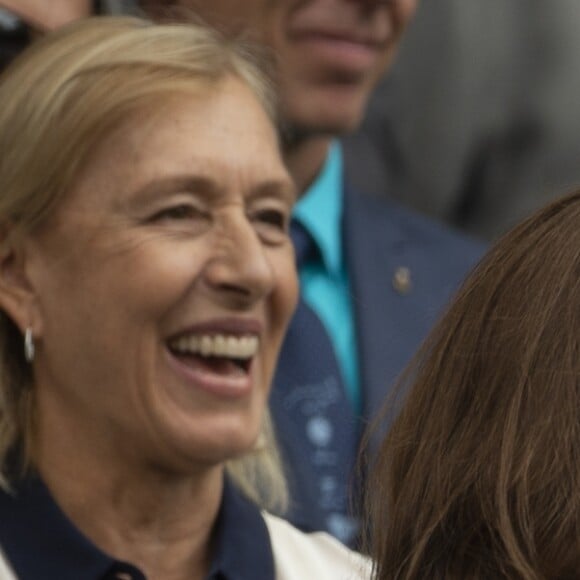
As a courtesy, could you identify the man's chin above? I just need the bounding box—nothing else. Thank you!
[281,112,364,146]
[280,90,369,142]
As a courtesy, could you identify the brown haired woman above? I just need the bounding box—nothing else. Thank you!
[366,191,580,579]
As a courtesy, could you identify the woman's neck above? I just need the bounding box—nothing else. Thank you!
[38,453,223,580]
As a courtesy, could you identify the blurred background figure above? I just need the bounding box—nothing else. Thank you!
[0,17,370,579]
[136,0,483,546]
[346,0,580,239]
[366,190,580,578]
[0,0,134,69]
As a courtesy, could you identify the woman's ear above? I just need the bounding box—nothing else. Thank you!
[0,228,42,335]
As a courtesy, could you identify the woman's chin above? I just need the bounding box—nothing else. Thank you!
[149,420,262,474]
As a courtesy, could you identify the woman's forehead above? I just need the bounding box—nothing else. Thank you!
[60,84,291,211]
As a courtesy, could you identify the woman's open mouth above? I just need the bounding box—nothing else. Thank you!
[166,333,259,396]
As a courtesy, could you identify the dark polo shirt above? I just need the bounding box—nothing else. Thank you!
[0,475,275,580]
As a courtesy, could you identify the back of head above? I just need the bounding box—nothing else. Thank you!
[0,15,285,511]
[367,191,580,579]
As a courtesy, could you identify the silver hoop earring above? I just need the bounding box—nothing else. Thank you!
[24,328,35,363]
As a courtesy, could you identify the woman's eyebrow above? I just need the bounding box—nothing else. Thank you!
[249,179,298,205]
[119,174,297,209]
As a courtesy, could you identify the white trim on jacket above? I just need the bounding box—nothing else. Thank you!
[263,512,372,580]
[0,547,16,580]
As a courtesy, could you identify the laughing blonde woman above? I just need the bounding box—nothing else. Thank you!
[0,17,370,580]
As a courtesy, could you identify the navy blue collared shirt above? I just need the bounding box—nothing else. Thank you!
[0,475,275,579]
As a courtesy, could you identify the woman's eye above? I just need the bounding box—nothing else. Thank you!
[150,204,200,222]
[255,209,288,231]
[251,208,290,245]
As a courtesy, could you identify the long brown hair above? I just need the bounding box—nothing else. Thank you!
[367,191,580,579]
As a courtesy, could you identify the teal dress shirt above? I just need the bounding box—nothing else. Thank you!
[293,143,360,413]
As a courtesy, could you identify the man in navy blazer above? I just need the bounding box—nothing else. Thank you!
[140,0,484,543]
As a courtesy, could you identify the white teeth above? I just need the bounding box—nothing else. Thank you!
[214,335,227,356]
[170,334,259,359]
[200,335,213,357]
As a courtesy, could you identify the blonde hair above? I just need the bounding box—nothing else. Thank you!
[0,16,287,512]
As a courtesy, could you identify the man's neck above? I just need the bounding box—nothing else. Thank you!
[283,135,332,196]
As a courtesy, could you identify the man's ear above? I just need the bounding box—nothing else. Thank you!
[0,229,42,336]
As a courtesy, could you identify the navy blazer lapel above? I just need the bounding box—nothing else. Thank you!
[343,188,411,438]
[343,184,483,455]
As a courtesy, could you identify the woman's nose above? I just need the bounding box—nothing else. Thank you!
[202,216,275,307]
